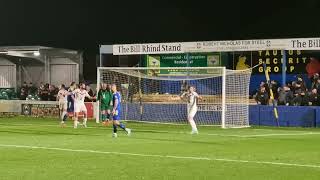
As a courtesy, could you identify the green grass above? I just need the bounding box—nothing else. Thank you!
[0,117,320,180]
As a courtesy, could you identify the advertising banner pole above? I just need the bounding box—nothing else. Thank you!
[282,50,287,87]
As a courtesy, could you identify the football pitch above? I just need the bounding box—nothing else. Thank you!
[0,117,320,180]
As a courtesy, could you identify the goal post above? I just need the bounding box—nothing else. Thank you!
[96,66,252,128]
[221,67,226,129]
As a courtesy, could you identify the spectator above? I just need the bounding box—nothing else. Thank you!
[39,82,44,89]
[255,78,320,106]
[292,81,298,90]
[311,73,320,89]
[293,82,308,106]
[128,81,138,103]
[260,81,270,96]
[48,85,58,101]
[181,80,188,94]
[270,80,279,99]
[308,88,320,106]
[315,78,320,93]
[23,81,29,92]
[19,82,28,100]
[287,81,293,91]
[277,86,293,106]
[255,86,269,105]
[39,83,49,100]
[296,75,307,91]
[28,82,38,95]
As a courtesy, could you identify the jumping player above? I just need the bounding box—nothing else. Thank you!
[57,84,68,126]
[111,84,131,137]
[180,86,202,134]
[97,83,113,126]
[73,83,95,128]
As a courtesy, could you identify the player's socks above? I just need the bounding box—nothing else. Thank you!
[101,114,109,126]
[83,118,87,127]
[61,111,67,120]
[63,114,68,121]
[113,124,117,133]
[189,118,198,133]
[105,114,111,125]
[118,123,126,130]
[74,118,78,128]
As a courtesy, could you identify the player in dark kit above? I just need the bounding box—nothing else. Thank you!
[97,83,113,126]
[111,84,131,138]
[67,82,76,117]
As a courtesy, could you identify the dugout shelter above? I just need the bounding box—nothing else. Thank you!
[0,46,82,91]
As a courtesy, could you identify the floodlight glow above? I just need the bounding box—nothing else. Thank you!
[33,51,40,56]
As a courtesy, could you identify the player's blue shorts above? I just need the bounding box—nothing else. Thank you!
[67,95,74,113]
[67,101,74,113]
[113,110,121,120]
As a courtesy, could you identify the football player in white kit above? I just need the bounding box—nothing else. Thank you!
[57,84,69,126]
[181,86,203,134]
[73,83,95,128]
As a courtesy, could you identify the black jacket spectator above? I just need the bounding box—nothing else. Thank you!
[48,85,58,101]
[293,82,308,106]
[28,82,38,95]
[19,82,28,100]
[128,82,137,103]
[315,79,320,93]
[270,80,279,99]
[296,76,307,91]
[308,89,320,106]
[278,86,294,106]
[259,81,270,95]
[311,73,320,89]
[255,87,269,105]
[39,84,49,100]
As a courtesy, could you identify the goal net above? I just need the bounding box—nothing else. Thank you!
[97,67,252,128]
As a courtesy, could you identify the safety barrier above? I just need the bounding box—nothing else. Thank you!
[0,100,97,119]
[249,105,318,127]
[1,100,320,127]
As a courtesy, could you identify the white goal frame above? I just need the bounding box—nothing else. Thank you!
[96,66,232,128]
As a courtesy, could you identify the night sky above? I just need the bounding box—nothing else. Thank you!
[1,0,319,80]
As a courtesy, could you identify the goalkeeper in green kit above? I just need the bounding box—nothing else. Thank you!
[98,83,113,126]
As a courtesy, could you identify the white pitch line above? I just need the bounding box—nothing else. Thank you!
[1,123,320,138]
[239,132,320,138]
[206,132,320,137]
[0,144,319,169]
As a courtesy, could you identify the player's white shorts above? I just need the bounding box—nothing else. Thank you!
[188,106,197,118]
[59,101,67,110]
[74,102,87,113]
